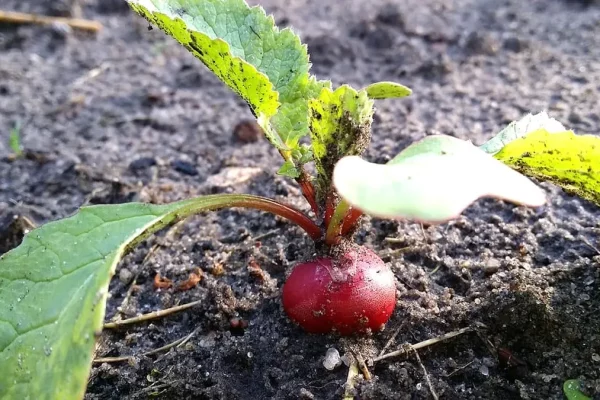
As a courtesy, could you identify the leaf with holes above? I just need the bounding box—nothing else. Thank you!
[127,0,328,163]
[309,85,374,196]
[333,135,546,222]
[0,194,318,399]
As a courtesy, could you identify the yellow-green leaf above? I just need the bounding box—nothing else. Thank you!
[309,85,374,196]
[127,0,328,154]
[364,81,412,100]
[494,129,600,207]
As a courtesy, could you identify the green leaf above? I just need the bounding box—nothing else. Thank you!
[309,85,374,198]
[9,122,22,157]
[127,0,328,156]
[563,379,591,400]
[277,160,300,178]
[333,135,546,222]
[0,194,307,399]
[480,112,565,155]
[493,129,600,207]
[364,81,412,100]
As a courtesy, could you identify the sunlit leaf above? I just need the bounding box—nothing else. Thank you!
[480,111,565,155]
[309,85,374,196]
[364,81,412,100]
[0,194,309,399]
[493,129,600,207]
[128,0,329,162]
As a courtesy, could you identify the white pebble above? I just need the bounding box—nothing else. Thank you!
[323,348,342,371]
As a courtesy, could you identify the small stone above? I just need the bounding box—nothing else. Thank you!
[299,388,315,400]
[503,36,526,53]
[592,353,600,362]
[484,259,501,275]
[205,167,262,188]
[171,160,198,176]
[118,268,133,284]
[568,111,585,125]
[323,348,342,370]
[233,120,263,143]
[479,365,489,376]
[129,157,157,171]
[199,332,217,348]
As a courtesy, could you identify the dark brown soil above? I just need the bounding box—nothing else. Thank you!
[1,0,599,399]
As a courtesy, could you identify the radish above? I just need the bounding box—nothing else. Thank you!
[282,245,396,334]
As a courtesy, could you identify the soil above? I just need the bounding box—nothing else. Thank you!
[1,0,599,399]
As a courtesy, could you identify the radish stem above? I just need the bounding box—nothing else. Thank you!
[325,199,351,244]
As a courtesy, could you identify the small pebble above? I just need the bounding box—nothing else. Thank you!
[503,36,526,53]
[479,365,489,376]
[299,388,315,400]
[323,348,342,370]
[129,157,156,171]
[118,268,133,284]
[171,159,198,176]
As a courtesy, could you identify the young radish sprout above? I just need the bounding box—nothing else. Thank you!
[1,1,599,398]
[123,0,550,335]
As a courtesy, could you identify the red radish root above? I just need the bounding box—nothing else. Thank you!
[282,246,396,335]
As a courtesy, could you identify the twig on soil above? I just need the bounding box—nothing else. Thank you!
[374,326,473,362]
[93,355,132,363]
[110,221,186,322]
[342,359,359,400]
[444,360,475,377]
[581,236,600,254]
[72,62,110,87]
[251,228,280,242]
[412,347,438,400]
[352,352,372,381]
[384,246,413,258]
[93,326,202,364]
[378,323,404,358]
[419,224,428,241]
[384,237,405,243]
[103,299,202,329]
[0,10,102,32]
[474,329,498,359]
[132,382,173,397]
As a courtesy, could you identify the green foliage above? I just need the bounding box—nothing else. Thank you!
[333,135,546,222]
[127,0,328,168]
[0,194,300,398]
[479,112,565,155]
[309,85,374,196]
[493,129,600,207]
[9,122,22,157]
[481,112,600,207]
[563,379,591,400]
[364,81,412,99]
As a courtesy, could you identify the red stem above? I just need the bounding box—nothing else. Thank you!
[297,170,319,216]
[229,196,321,240]
[340,208,363,235]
